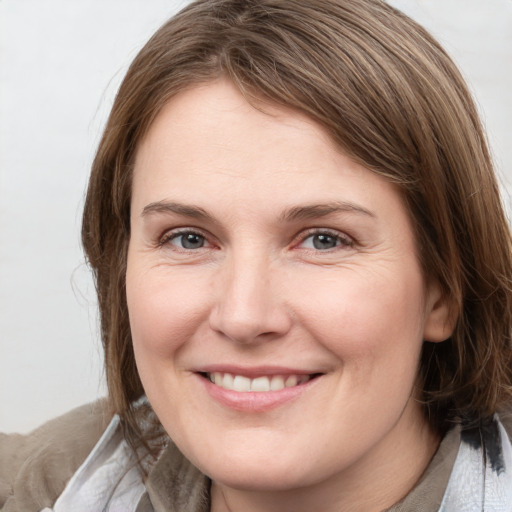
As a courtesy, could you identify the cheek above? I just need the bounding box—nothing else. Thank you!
[300,273,427,430]
[291,266,426,368]
[126,265,209,360]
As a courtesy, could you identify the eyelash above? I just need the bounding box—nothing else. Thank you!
[157,227,355,252]
[295,228,355,252]
[158,228,211,250]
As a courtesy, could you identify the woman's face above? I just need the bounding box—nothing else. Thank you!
[127,79,450,497]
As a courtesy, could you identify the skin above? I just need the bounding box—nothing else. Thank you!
[126,79,454,512]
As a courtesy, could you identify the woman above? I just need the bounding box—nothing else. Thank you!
[2,0,512,510]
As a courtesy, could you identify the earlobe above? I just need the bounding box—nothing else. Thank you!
[423,283,458,343]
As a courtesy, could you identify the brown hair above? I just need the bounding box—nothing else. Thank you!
[82,0,512,443]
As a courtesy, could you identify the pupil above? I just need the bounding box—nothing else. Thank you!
[182,233,204,249]
[313,234,336,250]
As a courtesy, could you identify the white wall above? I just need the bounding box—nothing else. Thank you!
[0,0,190,433]
[1,0,511,433]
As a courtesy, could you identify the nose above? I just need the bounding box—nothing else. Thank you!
[209,252,292,344]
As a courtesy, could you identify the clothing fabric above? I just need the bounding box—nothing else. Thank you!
[2,400,512,512]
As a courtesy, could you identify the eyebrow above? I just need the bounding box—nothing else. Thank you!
[141,201,214,221]
[141,200,375,222]
[279,201,375,222]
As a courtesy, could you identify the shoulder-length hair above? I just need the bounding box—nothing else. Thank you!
[82,0,512,444]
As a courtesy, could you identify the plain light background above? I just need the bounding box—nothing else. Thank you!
[1,0,511,433]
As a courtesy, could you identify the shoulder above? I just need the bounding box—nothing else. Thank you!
[0,399,112,511]
[499,404,512,440]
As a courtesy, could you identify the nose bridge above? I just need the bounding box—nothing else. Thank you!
[209,246,290,343]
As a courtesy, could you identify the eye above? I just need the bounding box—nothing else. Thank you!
[298,231,353,251]
[164,230,209,250]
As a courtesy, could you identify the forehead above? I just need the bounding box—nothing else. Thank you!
[134,79,340,178]
[131,79,407,229]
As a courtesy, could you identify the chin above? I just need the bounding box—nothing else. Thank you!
[188,441,327,492]
[206,463,314,492]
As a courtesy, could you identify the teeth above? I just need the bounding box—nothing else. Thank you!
[223,372,234,389]
[285,375,298,387]
[251,376,270,392]
[207,372,311,392]
[270,376,285,391]
[233,375,251,392]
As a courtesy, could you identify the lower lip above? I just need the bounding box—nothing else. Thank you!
[198,374,319,412]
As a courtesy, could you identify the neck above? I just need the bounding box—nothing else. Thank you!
[210,408,439,512]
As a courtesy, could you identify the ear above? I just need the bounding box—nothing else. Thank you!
[423,281,458,342]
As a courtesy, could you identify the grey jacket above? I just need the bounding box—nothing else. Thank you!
[2,400,512,511]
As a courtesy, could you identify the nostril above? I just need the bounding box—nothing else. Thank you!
[208,266,292,343]
[208,301,292,344]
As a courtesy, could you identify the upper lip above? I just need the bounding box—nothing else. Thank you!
[195,365,323,378]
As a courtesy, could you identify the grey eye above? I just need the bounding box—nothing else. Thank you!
[299,231,353,251]
[311,234,338,251]
[173,232,206,249]
[301,233,340,251]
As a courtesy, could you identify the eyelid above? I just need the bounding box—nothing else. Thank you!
[158,227,213,249]
[155,225,354,252]
[293,227,355,250]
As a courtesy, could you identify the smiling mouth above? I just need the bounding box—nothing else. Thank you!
[202,372,320,392]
